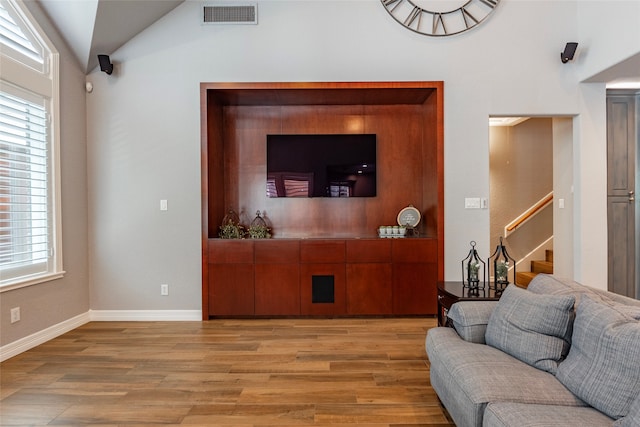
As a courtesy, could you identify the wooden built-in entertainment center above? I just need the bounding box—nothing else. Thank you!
[201,82,444,319]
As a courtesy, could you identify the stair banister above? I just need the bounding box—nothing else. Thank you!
[504,192,553,237]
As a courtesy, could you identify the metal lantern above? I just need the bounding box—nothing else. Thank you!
[461,241,486,292]
[248,210,271,239]
[488,236,516,293]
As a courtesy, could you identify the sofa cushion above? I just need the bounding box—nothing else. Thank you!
[529,274,640,317]
[483,402,614,427]
[448,301,499,344]
[426,327,585,427]
[485,284,575,374]
[614,393,640,427]
[556,295,640,420]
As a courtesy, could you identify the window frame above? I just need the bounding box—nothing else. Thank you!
[0,0,63,292]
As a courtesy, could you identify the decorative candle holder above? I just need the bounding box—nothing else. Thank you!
[488,236,516,293]
[461,240,486,292]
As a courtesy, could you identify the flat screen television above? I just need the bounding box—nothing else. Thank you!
[266,134,377,198]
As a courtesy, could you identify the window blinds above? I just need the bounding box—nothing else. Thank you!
[0,0,45,72]
[0,89,51,283]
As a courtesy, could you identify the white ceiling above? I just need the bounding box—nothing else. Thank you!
[34,0,640,86]
[37,0,184,73]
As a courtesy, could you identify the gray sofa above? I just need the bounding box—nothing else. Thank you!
[426,274,640,427]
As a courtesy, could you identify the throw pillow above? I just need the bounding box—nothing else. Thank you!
[485,284,575,374]
[556,295,640,420]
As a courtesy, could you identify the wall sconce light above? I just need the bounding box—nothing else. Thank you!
[561,42,578,63]
[97,54,113,75]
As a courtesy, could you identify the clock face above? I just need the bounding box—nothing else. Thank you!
[381,0,500,37]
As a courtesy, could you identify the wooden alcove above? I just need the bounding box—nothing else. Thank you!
[201,82,444,319]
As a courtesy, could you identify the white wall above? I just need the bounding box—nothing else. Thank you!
[81,0,639,313]
[578,0,640,82]
[1,2,89,347]
[82,0,586,311]
[553,117,574,279]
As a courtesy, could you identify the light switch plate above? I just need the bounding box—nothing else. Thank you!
[465,198,481,209]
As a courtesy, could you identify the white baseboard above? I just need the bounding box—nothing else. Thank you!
[89,310,202,321]
[0,311,91,362]
[1,310,203,362]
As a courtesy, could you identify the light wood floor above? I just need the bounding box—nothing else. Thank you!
[0,317,453,426]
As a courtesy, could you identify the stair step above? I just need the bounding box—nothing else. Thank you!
[516,272,537,288]
[531,260,553,274]
[545,249,554,263]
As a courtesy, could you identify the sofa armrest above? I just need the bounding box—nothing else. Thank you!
[447,300,499,344]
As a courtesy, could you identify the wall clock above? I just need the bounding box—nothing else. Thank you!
[381,0,500,37]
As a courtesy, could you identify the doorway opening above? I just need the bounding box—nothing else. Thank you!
[489,116,574,287]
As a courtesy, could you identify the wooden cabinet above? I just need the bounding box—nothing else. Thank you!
[255,240,300,315]
[200,82,444,319]
[206,238,437,317]
[208,240,254,316]
[347,263,393,315]
[299,240,347,315]
[393,263,437,315]
[346,239,392,315]
[392,239,438,314]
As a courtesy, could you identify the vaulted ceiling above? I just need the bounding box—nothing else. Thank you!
[33,0,640,87]
[36,0,184,74]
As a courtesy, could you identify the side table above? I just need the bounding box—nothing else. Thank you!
[437,281,502,327]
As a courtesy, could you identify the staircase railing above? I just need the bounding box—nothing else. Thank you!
[504,191,553,237]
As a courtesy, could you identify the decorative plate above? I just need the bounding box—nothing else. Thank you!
[397,205,421,227]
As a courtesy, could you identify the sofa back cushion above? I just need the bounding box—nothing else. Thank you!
[529,274,640,313]
[485,284,575,374]
[556,295,640,420]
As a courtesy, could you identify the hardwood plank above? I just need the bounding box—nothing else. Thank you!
[0,318,453,426]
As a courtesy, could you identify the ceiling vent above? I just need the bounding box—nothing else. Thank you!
[203,3,258,24]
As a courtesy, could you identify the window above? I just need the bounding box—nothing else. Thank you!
[0,0,62,290]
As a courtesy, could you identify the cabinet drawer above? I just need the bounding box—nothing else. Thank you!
[300,240,345,263]
[346,239,391,263]
[208,239,254,263]
[391,238,437,263]
[254,240,300,263]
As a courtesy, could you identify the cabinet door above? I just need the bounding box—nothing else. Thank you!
[346,263,392,315]
[209,263,254,316]
[255,264,300,315]
[393,263,437,315]
[254,240,300,315]
[300,263,346,315]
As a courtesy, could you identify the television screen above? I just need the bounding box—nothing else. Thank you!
[266,134,377,198]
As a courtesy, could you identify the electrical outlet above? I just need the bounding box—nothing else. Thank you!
[161,284,169,296]
[10,307,20,323]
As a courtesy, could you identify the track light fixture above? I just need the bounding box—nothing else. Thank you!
[561,42,578,64]
[97,54,113,75]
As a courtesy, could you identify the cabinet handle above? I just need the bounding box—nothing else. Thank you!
[630,191,635,202]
